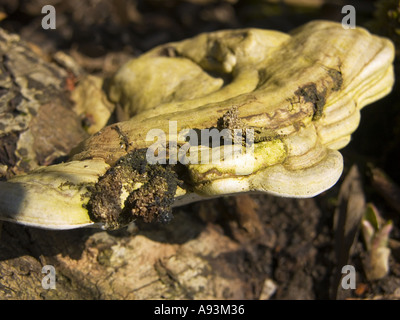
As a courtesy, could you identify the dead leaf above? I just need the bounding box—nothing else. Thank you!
[331,165,366,299]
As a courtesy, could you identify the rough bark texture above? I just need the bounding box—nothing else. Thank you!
[0,28,87,179]
[0,193,337,300]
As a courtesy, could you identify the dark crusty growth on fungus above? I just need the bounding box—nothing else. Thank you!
[294,67,343,121]
[86,149,179,230]
[295,83,327,121]
[217,106,253,144]
[217,106,243,131]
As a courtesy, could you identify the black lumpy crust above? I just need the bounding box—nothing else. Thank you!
[85,149,179,230]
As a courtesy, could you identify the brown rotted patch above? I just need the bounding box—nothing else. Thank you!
[327,68,343,92]
[85,149,179,230]
[295,68,343,121]
[295,83,327,121]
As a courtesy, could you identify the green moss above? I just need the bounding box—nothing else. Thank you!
[253,139,287,167]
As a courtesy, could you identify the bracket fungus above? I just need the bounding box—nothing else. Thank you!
[0,21,395,230]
